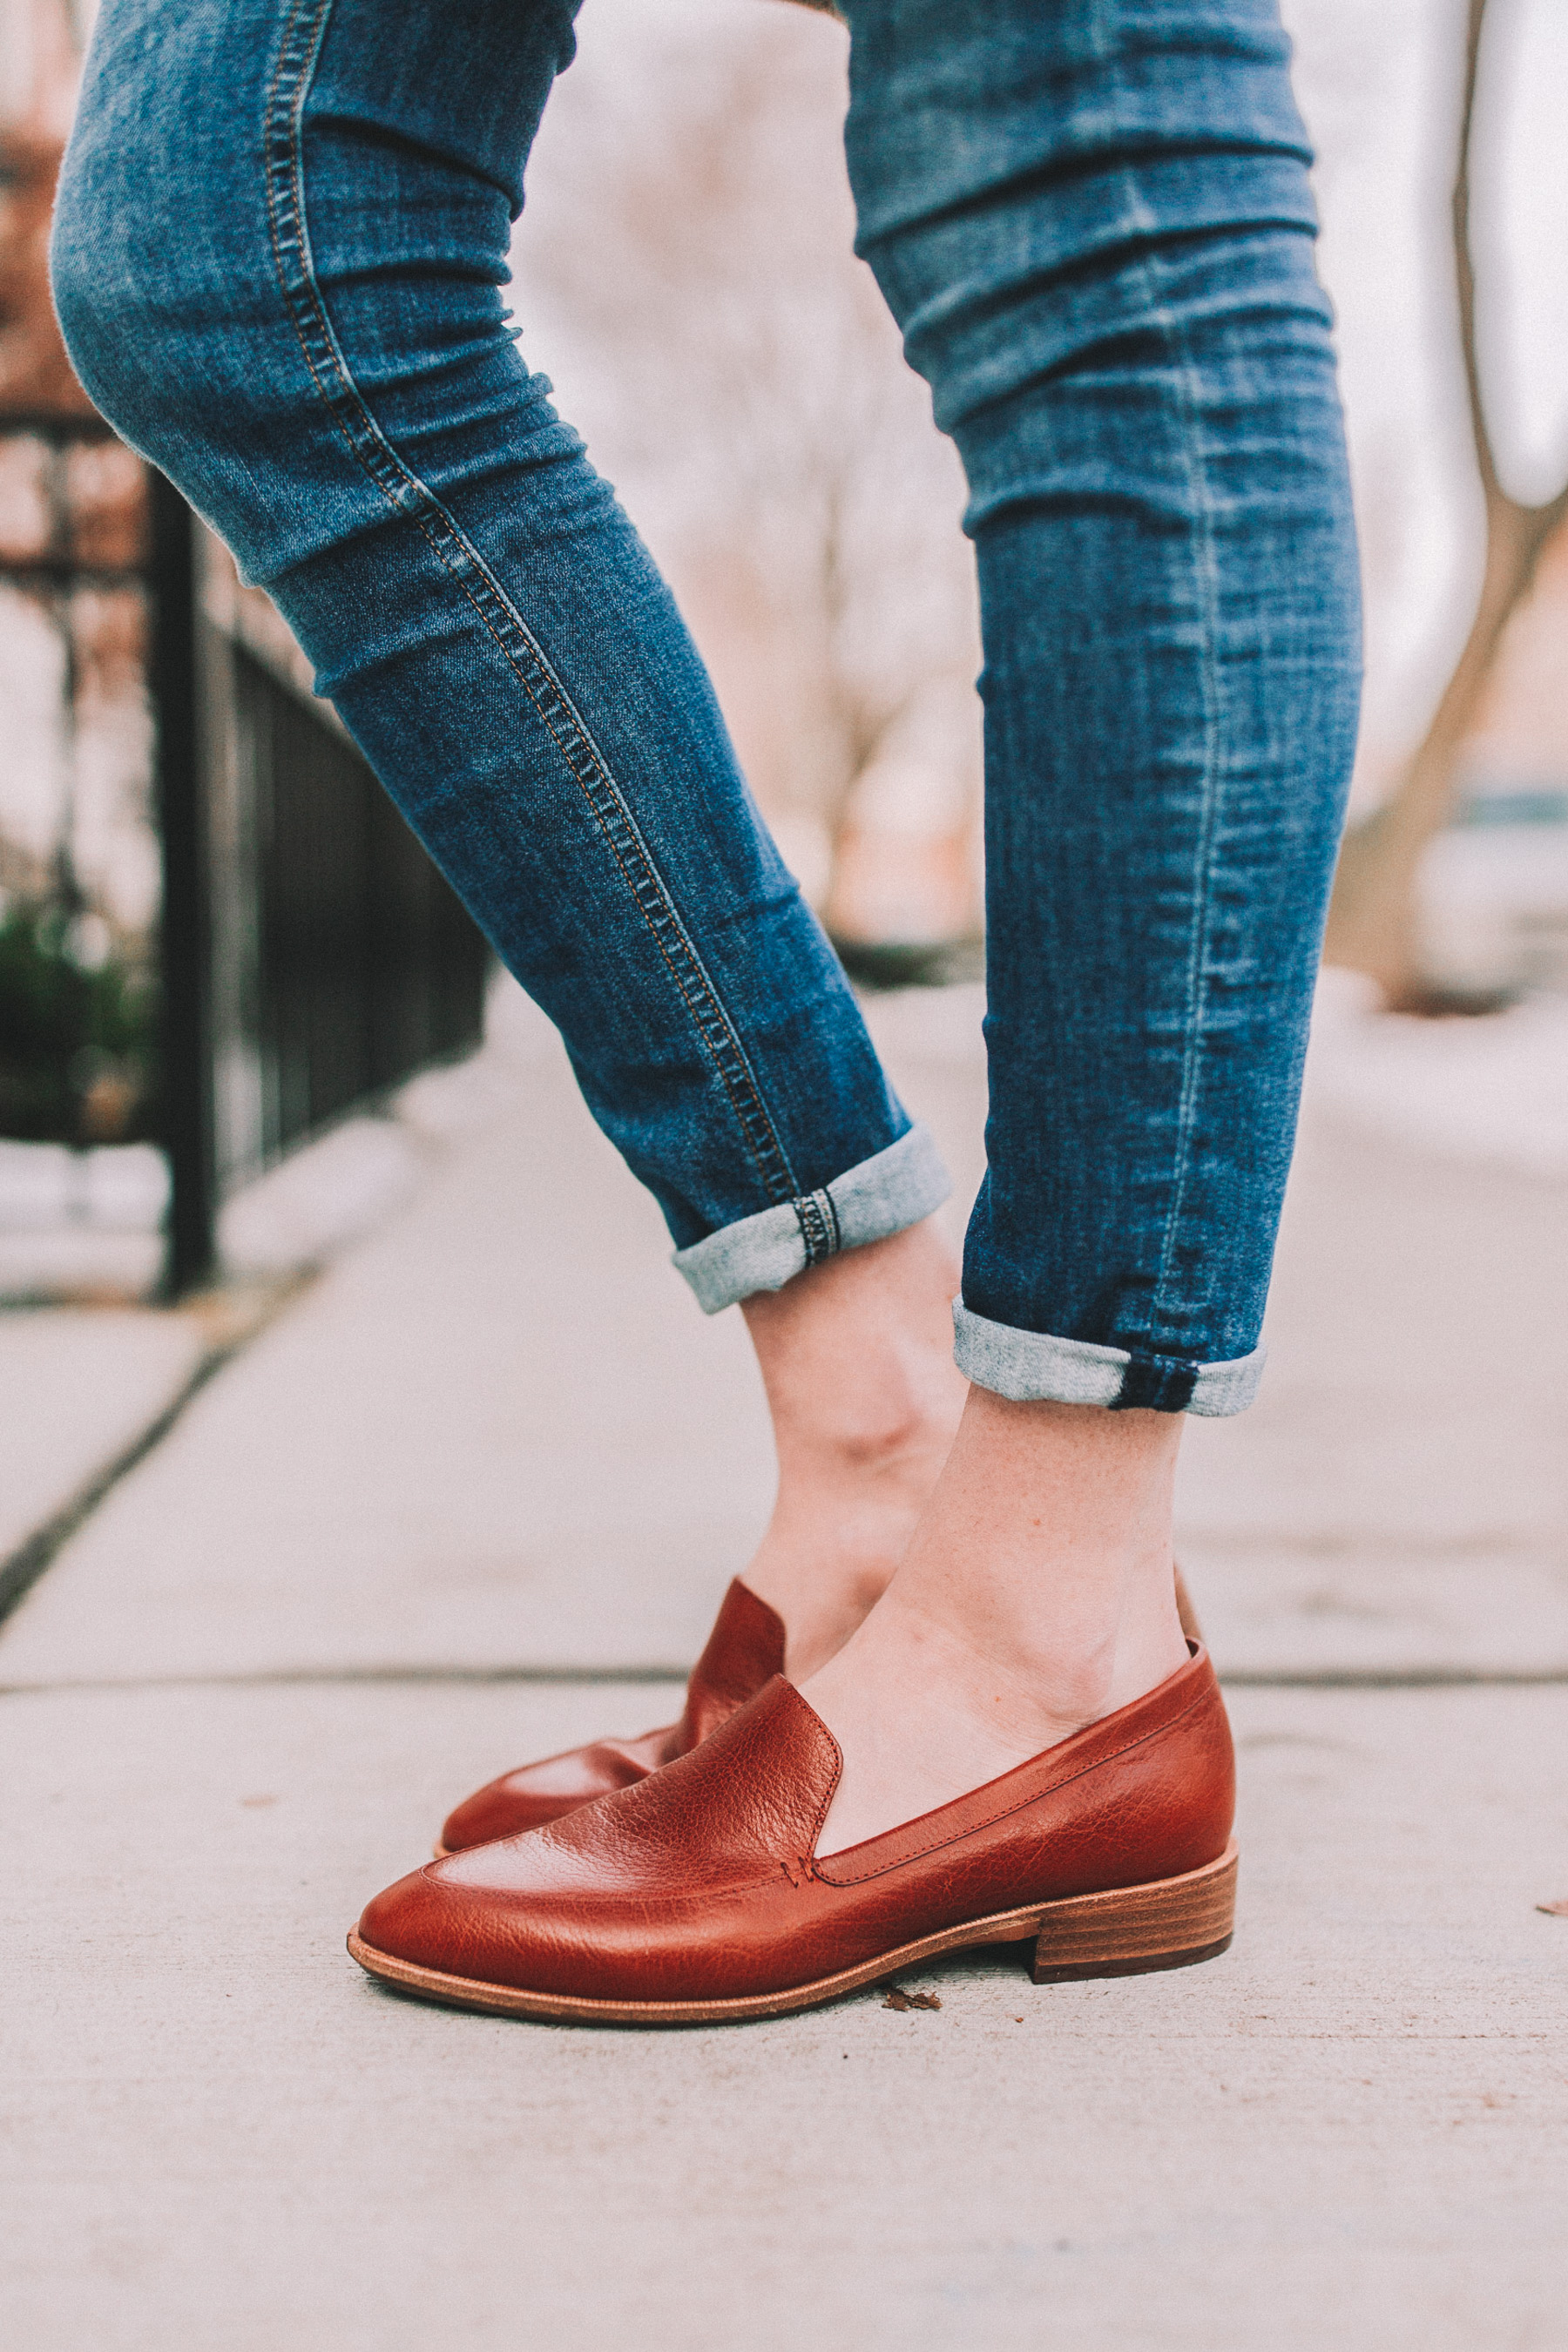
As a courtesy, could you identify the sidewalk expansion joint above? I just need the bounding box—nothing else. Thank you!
[1219,1666,1568,1687]
[0,1664,691,1696]
[0,1272,313,1633]
[3,1664,1567,1700]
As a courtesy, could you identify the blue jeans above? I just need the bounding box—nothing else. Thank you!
[51,0,1360,1414]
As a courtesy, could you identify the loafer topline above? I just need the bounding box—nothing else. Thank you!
[436,1568,1205,1855]
[353,1639,1236,2026]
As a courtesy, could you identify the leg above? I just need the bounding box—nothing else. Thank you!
[345,0,1350,2021]
[51,0,959,1673]
[51,0,945,1285]
[740,1221,965,1680]
[808,0,1362,1848]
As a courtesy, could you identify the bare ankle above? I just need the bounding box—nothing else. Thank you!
[743,1469,936,1681]
[804,1570,1188,1855]
[799,1388,1193,1849]
[737,1220,967,1676]
[741,1220,963,1445]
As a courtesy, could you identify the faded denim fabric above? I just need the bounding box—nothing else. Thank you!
[51,0,944,1310]
[52,0,1359,1409]
[840,0,1362,1411]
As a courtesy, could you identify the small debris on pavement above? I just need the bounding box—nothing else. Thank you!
[878,1979,941,2011]
[1535,1896,1568,1916]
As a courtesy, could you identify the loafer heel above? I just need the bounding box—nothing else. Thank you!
[1029,1837,1238,1984]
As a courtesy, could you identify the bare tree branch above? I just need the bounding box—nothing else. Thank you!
[1452,0,1497,500]
[1325,0,1568,1007]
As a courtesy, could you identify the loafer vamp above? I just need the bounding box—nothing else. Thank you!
[367,1684,835,1998]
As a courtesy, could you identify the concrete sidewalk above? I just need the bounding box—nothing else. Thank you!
[3,983,1565,2351]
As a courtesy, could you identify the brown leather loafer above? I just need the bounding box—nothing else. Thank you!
[436,1578,784,1853]
[352,1642,1236,2026]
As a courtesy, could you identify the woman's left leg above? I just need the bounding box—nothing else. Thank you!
[50,0,963,1690]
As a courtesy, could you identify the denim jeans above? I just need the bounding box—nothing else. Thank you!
[51,0,1361,1414]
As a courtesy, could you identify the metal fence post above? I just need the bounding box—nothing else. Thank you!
[149,471,215,1296]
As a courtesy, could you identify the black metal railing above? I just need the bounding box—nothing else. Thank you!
[0,414,161,1159]
[233,638,490,1161]
[165,477,492,1286]
[2,443,490,1294]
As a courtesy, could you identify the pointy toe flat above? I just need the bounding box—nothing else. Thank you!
[351,1641,1237,2026]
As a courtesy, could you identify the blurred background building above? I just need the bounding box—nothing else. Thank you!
[3,0,1568,1301]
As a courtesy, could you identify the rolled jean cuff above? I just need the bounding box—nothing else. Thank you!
[952,1301,1265,1417]
[673,1123,952,1315]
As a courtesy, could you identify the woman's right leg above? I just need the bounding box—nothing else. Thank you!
[49,0,962,1669]
[801,0,1363,1853]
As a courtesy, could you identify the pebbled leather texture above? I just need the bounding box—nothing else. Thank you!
[368,1645,1235,2005]
[437,1578,786,1851]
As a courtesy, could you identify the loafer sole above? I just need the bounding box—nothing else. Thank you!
[348,1838,1237,2025]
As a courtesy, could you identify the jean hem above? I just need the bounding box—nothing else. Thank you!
[952,1301,1265,1416]
[673,1124,952,1314]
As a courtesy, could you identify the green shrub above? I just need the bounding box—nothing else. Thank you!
[0,898,159,1145]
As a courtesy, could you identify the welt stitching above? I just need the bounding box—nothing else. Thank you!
[813,1682,1217,1887]
[260,0,801,1212]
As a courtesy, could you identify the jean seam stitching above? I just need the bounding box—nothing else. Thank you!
[260,0,806,1218]
[1138,274,1219,1348]
[794,1186,839,1267]
[1116,152,1227,1366]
